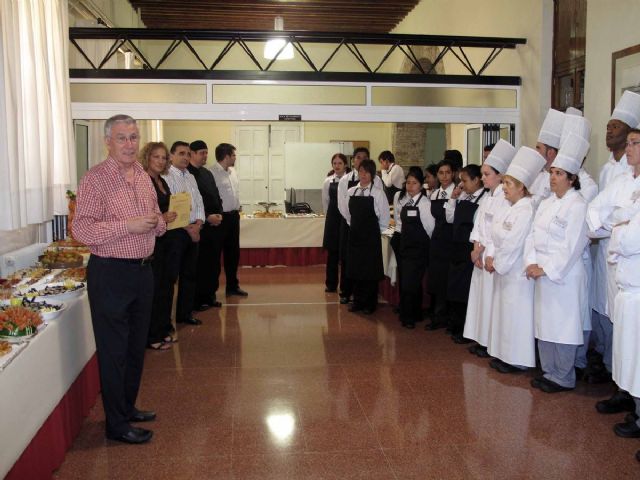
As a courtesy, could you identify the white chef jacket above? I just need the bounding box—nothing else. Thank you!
[529,170,551,209]
[608,210,640,397]
[392,190,435,236]
[578,167,598,203]
[524,189,588,345]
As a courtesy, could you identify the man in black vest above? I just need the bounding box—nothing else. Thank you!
[188,140,224,310]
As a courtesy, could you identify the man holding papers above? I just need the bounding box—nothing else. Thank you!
[162,141,206,326]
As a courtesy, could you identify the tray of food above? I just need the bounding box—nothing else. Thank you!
[1,297,65,323]
[0,305,43,342]
[52,267,87,282]
[18,281,86,301]
[39,250,83,269]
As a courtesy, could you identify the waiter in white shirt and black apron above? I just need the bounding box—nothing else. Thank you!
[322,153,348,292]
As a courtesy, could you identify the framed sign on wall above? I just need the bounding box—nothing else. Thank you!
[611,43,640,110]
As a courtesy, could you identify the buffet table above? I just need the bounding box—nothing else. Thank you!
[1,294,99,479]
[239,216,327,266]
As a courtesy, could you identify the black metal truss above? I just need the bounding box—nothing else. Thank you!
[69,28,526,85]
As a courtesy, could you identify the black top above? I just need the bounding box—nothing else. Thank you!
[150,174,170,214]
[187,163,223,216]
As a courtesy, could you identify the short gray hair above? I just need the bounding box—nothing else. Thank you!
[104,114,137,137]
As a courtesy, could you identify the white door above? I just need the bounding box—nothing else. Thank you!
[269,123,303,205]
[234,125,269,211]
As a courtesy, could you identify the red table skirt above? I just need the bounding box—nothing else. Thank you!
[239,247,327,267]
[6,354,100,480]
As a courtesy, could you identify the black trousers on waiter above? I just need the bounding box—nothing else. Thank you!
[221,210,241,291]
[164,228,199,323]
[195,223,224,306]
[87,254,153,436]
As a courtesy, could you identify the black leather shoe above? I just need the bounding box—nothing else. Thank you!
[325,287,337,293]
[625,412,639,424]
[362,307,375,315]
[614,421,640,438]
[339,296,350,304]
[636,450,640,463]
[226,288,248,297]
[402,322,415,329]
[425,321,446,331]
[496,361,525,374]
[596,392,636,414]
[531,376,545,389]
[453,334,473,344]
[475,346,491,358]
[177,317,202,325]
[489,359,501,371]
[586,369,612,384]
[129,409,156,422]
[107,427,153,444]
[348,304,363,313]
[195,300,222,311]
[539,377,573,393]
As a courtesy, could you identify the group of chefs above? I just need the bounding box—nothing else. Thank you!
[321,90,640,462]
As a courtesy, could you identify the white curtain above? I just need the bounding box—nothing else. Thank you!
[0,0,76,231]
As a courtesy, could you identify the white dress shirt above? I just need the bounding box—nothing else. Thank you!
[445,187,486,224]
[163,165,205,223]
[344,182,390,231]
[429,183,455,201]
[382,163,405,189]
[393,190,435,236]
[211,162,241,212]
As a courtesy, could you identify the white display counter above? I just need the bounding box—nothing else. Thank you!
[240,217,325,248]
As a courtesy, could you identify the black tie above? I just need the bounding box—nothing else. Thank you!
[439,190,447,199]
[407,198,414,206]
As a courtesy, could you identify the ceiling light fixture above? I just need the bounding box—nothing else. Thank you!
[263,16,294,60]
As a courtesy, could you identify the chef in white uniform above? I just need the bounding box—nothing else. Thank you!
[463,140,516,358]
[559,112,597,376]
[607,131,640,449]
[590,126,640,420]
[525,133,590,392]
[530,109,566,208]
[587,91,640,386]
[484,147,544,373]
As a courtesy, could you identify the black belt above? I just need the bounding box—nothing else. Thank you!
[92,254,154,266]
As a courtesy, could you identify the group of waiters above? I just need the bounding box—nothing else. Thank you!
[322,91,640,463]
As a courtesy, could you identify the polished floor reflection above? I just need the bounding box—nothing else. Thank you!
[55,266,639,479]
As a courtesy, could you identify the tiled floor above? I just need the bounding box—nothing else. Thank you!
[55,266,639,479]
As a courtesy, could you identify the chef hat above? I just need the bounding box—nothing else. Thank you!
[552,133,590,175]
[611,90,640,128]
[537,108,565,149]
[565,107,583,117]
[484,139,516,174]
[505,147,546,189]
[561,114,591,145]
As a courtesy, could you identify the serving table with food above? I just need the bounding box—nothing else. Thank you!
[0,242,99,480]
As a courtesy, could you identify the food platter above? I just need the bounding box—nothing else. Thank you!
[0,306,43,343]
[39,250,83,269]
[1,298,66,323]
[18,281,86,301]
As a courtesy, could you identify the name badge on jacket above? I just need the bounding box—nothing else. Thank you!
[631,190,640,202]
[502,220,513,231]
[407,210,417,217]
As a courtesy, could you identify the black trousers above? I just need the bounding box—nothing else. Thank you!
[353,280,378,311]
[325,248,339,291]
[195,224,223,305]
[221,211,240,291]
[339,221,353,298]
[449,300,468,336]
[148,236,171,344]
[87,255,153,436]
[164,229,199,323]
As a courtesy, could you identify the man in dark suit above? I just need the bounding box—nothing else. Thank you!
[187,140,224,310]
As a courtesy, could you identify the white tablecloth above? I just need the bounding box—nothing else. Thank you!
[240,217,325,248]
[0,294,95,477]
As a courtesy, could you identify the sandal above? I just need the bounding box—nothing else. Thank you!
[147,341,172,351]
[163,335,178,343]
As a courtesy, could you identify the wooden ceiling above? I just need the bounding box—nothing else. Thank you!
[127,0,421,33]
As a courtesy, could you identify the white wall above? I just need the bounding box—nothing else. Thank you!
[392,0,553,149]
[584,0,640,175]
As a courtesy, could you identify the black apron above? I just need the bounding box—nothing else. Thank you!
[323,179,341,251]
[346,193,384,281]
[428,191,453,296]
[447,190,486,302]
[339,173,360,259]
[400,193,429,294]
[383,164,401,204]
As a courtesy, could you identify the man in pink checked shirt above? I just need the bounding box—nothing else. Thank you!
[74,114,166,445]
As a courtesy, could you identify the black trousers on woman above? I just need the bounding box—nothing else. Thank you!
[87,255,153,436]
